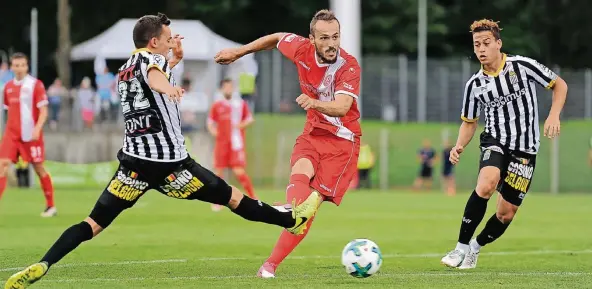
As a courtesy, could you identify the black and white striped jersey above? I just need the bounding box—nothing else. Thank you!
[117,48,186,162]
[461,54,558,154]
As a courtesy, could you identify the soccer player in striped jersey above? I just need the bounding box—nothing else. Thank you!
[4,13,321,289]
[441,19,568,269]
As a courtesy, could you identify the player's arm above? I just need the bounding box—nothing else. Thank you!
[146,54,183,102]
[307,64,360,117]
[3,87,8,110]
[206,105,218,137]
[450,80,481,164]
[215,33,308,64]
[237,103,254,129]
[517,56,568,138]
[33,81,49,138]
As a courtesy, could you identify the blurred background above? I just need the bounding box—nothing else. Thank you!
[1,0,591,194]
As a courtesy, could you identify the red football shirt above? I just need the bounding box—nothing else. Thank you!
[3,75,48,141]
[277,33,361,141]
[207,98,252,151]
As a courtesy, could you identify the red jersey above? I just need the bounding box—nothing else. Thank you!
[277,33,361,141]
[207,97,253,151]
[3,75,48,141]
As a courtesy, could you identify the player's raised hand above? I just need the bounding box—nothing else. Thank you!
[296,94,318,111]
[449,145,464,165]
[214,48,242,65]
[543,115,560,139]
[172,34,184,60]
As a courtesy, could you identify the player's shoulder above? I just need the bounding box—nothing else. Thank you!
[506,54,537,64]
[339,49,361,69]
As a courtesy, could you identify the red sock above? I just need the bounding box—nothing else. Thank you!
[237,173,257,199]
[266,173,320,266]
[39,174,55,208]
[0,176,6,200]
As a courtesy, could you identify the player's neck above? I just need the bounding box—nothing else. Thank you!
[483,53,505,75]
[14,74,27,81]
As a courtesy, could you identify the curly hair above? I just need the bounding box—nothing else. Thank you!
[470,19,502,40]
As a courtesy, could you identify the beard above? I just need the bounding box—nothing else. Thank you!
[315,46,338,64]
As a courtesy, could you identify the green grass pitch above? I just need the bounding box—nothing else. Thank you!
[1,188,591,288]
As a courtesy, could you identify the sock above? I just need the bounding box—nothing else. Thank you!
[231,196,295,228]
[470,239,482,252]
[40,221,93,267]
[266,174,317,267]
[458,191,489,244]
[455,242,470,253]
[236,173,257,199]
[39,174,55,208]
[0,176,6,200]
[476,213,511,247]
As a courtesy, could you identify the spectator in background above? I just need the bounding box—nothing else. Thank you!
[0,62,14,87]
[413,139,437,191]
[77,77,95,130]
[239,72,256,111]
[357,141,375,189]
[46,78,68,130]
[95,67,116,123]
[442,139,456,196]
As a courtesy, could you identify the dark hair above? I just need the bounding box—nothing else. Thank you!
[133,12,171,48]
[10,52,28,64]
[470,19,502,40]
[219,78,233,88]
[310,9,340,35]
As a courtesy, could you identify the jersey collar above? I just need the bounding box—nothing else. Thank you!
[132,48,153,54]
[482,53,506,77]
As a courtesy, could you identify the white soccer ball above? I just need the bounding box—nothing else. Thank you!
[341,239,383,278]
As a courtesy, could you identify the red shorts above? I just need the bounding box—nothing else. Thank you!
[214,145,247,169]
[0,134,45,163]
[290,131,360,206]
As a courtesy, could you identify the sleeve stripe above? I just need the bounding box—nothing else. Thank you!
[461,115,479,122]
[335,90,358,99]
[36,99,49,108]
[147,64,169,78]
[277,33,291,49]
[546,79,557,90]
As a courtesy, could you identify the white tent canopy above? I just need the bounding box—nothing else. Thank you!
[70,18,257,109]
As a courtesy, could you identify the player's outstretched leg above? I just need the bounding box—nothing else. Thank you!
[459,196,517,269]
[32,163,56,217]
[227,183,321,235]
[4,196,126,289]
[441,166,499,268]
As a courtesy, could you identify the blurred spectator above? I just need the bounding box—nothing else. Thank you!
[0,62,14,87]
[357,142,375,189]
[239,72,256,111]
[77,77,96,130]
[413,139,437,191]
[442,140,456,196]
[96,67,116,123]
[47,78,69,130]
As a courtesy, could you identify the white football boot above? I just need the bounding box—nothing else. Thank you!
[440,249,466,268]
[40,207,57,218]
[458,239,480,269]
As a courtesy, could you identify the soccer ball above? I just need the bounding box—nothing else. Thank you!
[341,239,383,278]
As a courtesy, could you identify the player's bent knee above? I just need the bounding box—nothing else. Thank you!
[32,163,47,176]
[291,158,314,178]
[495,210,515,224]
[227,186,243,210]
[84,217,104,237]
[476,168,500,197]
[232,167,245,176]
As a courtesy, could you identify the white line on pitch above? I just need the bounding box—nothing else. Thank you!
[0,259,186,273]
[41,272,592,283]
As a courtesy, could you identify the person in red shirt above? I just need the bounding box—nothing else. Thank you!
[215,9,361,277]
[0,53,56,217]
[207,78,257,211]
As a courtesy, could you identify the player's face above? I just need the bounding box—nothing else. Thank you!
[10,58,28,78]
[221,82,233,99]
[310,20,340,64]
[473,31,502,66]
[153,25,175,56]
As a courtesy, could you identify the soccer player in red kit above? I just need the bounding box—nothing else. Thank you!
[215,9,361,278]
[0,53,56,217]
[207,78,257,211]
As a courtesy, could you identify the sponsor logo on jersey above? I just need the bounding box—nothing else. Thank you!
[160,169,205,199]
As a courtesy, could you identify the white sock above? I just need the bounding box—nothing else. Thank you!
[469,239,482,252]
[455,242,469,253]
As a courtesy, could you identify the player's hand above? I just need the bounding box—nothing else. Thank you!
[449,145,464,165]
[166,86,185,103]
[32,127,41,141]
[214,48,243,65]
[544,115,560,139]
[295,94,318,111]
[209,129,218,137]
[171,34,184,60]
